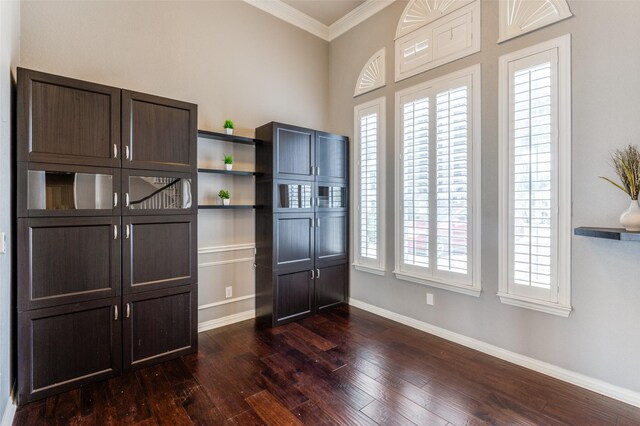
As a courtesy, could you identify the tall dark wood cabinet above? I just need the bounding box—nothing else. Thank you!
[255,122,349,327]
[16,68,198,404]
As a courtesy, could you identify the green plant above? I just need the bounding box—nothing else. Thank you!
[600,144,640,200]
[218,189,230,200]
[224,155,233,165]
[224,120,234,129]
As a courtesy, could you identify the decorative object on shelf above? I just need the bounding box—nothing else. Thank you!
[224,120,234,135]
[599,145,640,231]
[224,154,233,170]
[218,189,230,206]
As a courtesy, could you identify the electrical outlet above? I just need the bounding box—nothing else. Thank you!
[426,293,434,306]
[225,286,232,298]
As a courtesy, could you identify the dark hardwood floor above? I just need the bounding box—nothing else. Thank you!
[13,305,640,425]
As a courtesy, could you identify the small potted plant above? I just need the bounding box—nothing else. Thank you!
[218,189,230,206]
[224,120,234,135]
[600,144,640,231]
[224,154,233,171]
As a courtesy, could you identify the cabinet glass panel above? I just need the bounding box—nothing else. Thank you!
[276,183,312,209]
[317,185,347,209]
[128,176,192,210]
[28,171,113,211]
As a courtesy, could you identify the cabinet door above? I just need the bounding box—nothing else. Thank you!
[315,182,348,212]
[274,124,315,181]
[123,286,197,369]
[17,68,120,168]
[123,169,195,215]
[123,215,197,294]
[122,90,197,173]
[315,132,348,183]
[273,213,315,271]
[316,263,347,312]
[18,162,121,218]
[17,297,122,404]
[315,212,348,264]
[273,180,314,213]
[275,269,313,325]
[18,217,121,311]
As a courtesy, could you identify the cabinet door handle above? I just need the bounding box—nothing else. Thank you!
[114,305,119,321]
[316,196,320,207]
[113,144,118,159]
[125,224,130,239]
[125,145,130,160]
[310,269,315,279]
[114,192,118,208]
[317,268,320,278]
[125,193,130,207]
[316,166,320,176]
[113,225,118,240]
[126,303,131,318]
[316,218,320,227]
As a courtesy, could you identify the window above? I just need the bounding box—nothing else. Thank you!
[394,65,481,296]
[354,97,386,275]
[498,35,571,317]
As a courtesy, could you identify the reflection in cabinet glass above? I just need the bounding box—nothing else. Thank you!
[128,175,192,210]
[317,185,347,209]
[28,171,113,211]
[277,183,312,209]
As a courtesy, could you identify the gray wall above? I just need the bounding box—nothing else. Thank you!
[0,0,19,418]
[329,0,640,392]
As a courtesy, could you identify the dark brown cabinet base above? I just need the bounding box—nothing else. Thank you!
[123,285,197,369]
[17,297,122,404]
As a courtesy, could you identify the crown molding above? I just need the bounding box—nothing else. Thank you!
[329,0,394,41]
[242,0,394,42]
[243,0,330,40]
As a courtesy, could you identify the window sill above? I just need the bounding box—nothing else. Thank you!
[393,271,481,297]
[497,292,572,317]
[353,263,386,276]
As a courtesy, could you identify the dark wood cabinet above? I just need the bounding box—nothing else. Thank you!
[17,297,122,404]
[315,212,348,264]
[16,69,198,405]
[122,215,197,294]
[274,213,315,271]
[255,122,349,327]
[122,90,197,173]
[18,217,121,311]
[123,285,197,369]
[315,131,349,183]
[316,263,348,311]
[17,68,121,168]
[256,122,314,181]
[122,169,196,215]
[17,162,122,217]
[274,270,313,324]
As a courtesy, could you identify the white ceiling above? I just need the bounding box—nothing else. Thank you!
[243,0,394,41]
[281,0,366,26]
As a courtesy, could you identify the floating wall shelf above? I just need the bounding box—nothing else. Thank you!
[198,204,256,210]
[197,129,260,145]
[197,168,256,176]
[574,227,640,242]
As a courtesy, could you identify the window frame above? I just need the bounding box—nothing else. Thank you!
[498,34,572,317]
[393,65,482,296]
[353,96,386,276]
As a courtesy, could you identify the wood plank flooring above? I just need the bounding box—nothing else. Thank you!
[13,305,640,425]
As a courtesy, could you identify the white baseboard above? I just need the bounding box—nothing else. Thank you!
[198,309,255,333]
[0,397,15,426]
[349,298,640,408]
